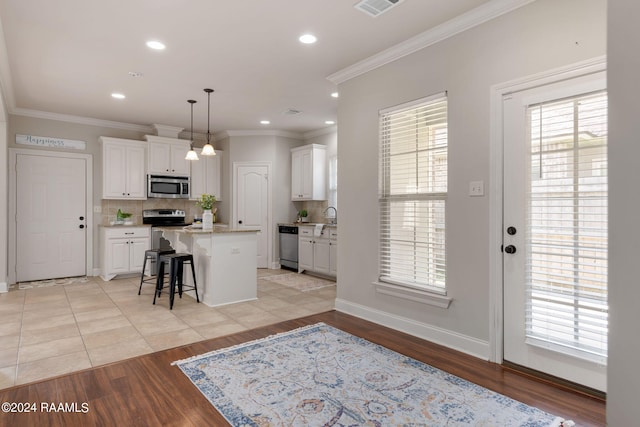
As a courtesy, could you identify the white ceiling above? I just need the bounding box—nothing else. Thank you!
[0,0,501,136]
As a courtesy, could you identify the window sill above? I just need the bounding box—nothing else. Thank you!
[373,281,452,309]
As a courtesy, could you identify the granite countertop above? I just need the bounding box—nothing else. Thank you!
[101,224,151,228]
[156,225,259,234]
[278,222,337,228]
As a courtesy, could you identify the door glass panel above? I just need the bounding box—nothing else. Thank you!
[526,91,608,360]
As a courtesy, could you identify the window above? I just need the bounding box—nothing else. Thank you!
[379,93,448,294]
[526,90,608,359]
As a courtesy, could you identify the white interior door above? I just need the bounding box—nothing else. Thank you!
[235,163,269,268]
[503,71,608,391]
[16,153,87,281]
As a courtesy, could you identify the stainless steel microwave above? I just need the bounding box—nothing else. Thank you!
[147,175,190,199]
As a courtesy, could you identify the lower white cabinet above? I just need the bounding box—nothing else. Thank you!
[298,225,337,277]
[100,226,150,281]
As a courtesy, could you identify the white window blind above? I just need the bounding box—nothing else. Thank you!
[526,90,608,359]
[379,93,447,293]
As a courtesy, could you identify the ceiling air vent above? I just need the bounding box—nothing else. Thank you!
[354,0,404,17]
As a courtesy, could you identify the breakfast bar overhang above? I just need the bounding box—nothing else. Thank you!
[157,226,259,307]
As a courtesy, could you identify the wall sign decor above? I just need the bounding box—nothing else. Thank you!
[16,134,86,150]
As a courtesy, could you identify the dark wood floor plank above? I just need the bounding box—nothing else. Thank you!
[0,311,605,427]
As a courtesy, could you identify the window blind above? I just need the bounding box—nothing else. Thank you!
[379,93,447,292]
[526,90,608,359]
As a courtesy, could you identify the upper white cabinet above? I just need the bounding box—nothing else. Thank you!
[190,150,223,201]
[101,137,147,199]
[291,144,327,201]
[146,135,190,176]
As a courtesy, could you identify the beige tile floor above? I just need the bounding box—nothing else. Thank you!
[0,269,336,390]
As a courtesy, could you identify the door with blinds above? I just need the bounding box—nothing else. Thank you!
[502,71,607,392]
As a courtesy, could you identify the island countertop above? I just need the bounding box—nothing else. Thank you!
[154,225,259,234]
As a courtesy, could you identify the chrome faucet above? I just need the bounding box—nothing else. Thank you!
[323,206,337,224]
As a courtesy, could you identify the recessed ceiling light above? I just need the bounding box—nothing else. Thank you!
[325,120,336,125]
[260,120,270,125]
[331,92,339,98]
[146,40,166,50]
[111,93,125,99]
[299,34,317,44]
[128,71,143,78]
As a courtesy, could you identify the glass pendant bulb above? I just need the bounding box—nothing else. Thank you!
[201,88,216,156]
[186,99,199,160]
[185,149,199,160]
[201,142,215,156]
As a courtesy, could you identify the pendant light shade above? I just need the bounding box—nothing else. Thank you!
[201,88,216,156]
[185,99,199,160]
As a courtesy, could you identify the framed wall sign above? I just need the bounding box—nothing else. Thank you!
[16,134,86,150]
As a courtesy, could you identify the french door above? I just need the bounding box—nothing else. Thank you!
[503,71,608,391]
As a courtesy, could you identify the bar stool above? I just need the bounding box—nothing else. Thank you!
[138,249,176,295]
[153,253,199,309]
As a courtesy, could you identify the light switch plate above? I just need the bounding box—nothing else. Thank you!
[469,181,484,197]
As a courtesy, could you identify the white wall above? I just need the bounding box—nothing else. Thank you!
[335,0,606,357]
[7,115,147,275]
[607,0,640,424]
[0,98,7,292]
[224,133,304,267]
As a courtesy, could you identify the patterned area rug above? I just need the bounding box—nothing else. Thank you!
[261,272,335,292]
[15,276,89,289]
[174,323,568,426]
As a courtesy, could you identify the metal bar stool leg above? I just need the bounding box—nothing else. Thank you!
[169,258,178,310]
[153,258,166,305]
[189,257,199,303]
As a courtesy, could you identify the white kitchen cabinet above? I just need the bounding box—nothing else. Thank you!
[146,135,190,176]
[298,225,336,277]
[100,226,150,281]
[291,144,327,201]
[329,228,338,277]
[190,150,223,201]
[101,137,147,199]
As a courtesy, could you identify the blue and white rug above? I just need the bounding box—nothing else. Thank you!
[173,323,569,426]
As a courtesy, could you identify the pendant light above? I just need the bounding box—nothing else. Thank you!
[185,99,199,160]
[201,88,216,156]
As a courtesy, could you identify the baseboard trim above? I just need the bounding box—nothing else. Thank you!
[335,298,490,360]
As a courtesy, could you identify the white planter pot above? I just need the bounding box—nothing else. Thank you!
[202,209,213,230]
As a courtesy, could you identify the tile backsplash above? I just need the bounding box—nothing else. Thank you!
[101,199,205,226]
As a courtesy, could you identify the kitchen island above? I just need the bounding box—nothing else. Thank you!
[157,226,258,307]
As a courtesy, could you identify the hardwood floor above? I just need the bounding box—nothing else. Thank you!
[0,311,605,427]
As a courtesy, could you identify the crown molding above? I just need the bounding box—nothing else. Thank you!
[327,0,536,85]
[218,129,304,139]
[304,125,337,140]
[10,107,154,133]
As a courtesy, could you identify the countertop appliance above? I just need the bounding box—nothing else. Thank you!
[147,175,190,199]
[278,225,299,271]
[144,209,189,274]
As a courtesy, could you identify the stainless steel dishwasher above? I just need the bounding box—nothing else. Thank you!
[278,225,298,271]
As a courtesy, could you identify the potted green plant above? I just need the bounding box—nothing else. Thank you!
[116,209,132,225]
[196,194,216,210]
[197,194,217,229]
[299,209,309,223]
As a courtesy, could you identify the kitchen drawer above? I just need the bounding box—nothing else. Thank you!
[103,226,150,239]
[298,227,314,236]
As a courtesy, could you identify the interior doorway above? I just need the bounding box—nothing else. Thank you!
[233,162,271,269]
[9,149,93,283]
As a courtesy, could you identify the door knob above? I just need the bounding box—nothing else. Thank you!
[79,224,85,229]
[238,220,243,224]
[504,245,516,254]
[507,226,517,235]
[79,216,85,220]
